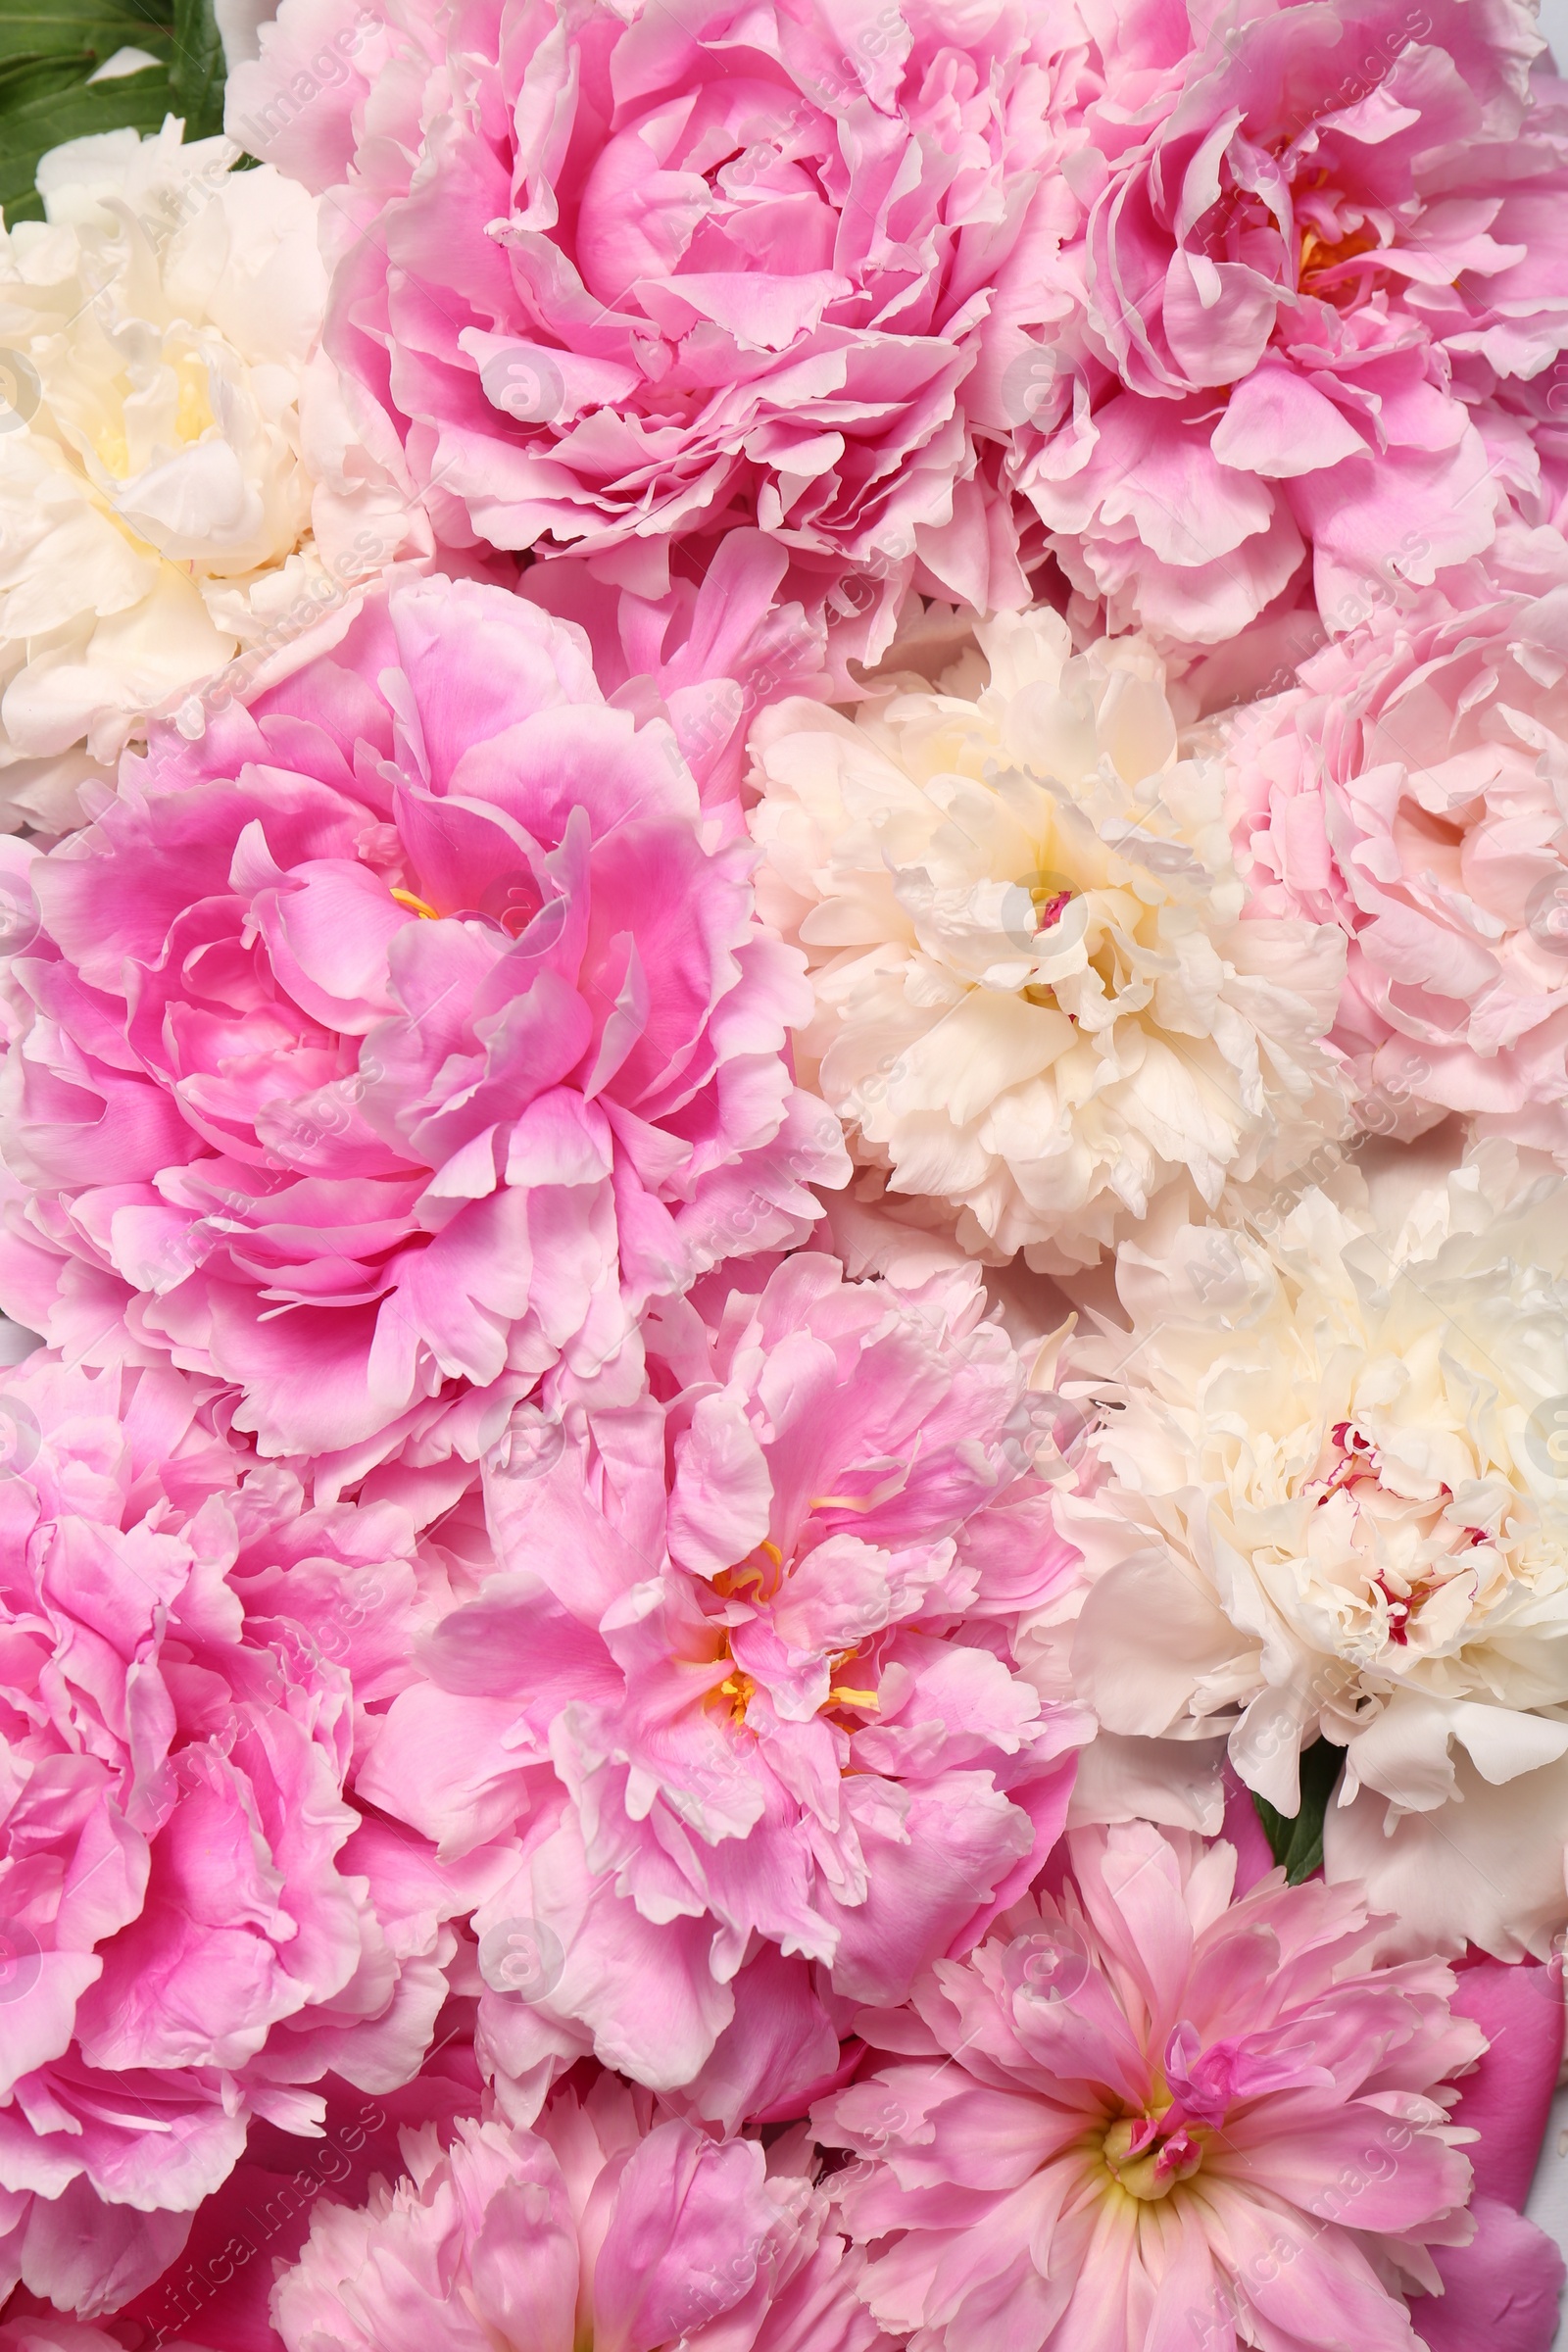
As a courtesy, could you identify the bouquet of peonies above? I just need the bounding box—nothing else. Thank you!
[0,0,1567,2342]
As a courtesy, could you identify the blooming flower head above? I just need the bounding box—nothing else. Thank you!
[750,607,1348,1273]
[357,1253,1089,2102]
[817,1820,1490,2352]
[225,0,1082,647]
[1004,0,1568,645]
[1053,1139,1568,1956]
[0,120,418,828]
[271,2072,887,2352]
[0,574,844,1468]
[0,1349,466,2320]
[1227,585,1568,1158]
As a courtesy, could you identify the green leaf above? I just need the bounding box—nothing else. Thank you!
[168,0,223,139]
[1251,1739,1345,1885]
[0,0,226,227]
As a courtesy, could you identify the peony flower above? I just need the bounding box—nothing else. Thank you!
[1051,1137,1568,1959]
[1004,0,1568,646]
[357,1253,1090,2104]
[0,573,844,1469]
[749,606,1349,1273]
[0,119,424,831]
[0,1348,482,2320]
[224,0,1084,650]
[98,2057,487,2350]
[815,1819,1519,2352]
[1227,584,1568,1158]
[270,2071,887,2352]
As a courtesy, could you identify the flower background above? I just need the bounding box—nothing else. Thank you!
[0,0,1564,2344]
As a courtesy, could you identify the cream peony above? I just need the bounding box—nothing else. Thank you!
[0,119,418,830]
[749,609,1349,1273]
[1052,1135,1568,1959]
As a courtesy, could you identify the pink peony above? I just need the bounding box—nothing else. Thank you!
[357,1254,1091,2106]
[1006,0,1568,645]
[1226,585,1568,1152]
[270,2071,887,2352]
[816,1820,1544,2352]
[224,0,1082,649]
[0,1349,483,2320]
[0,574,843,1469]
[100,2056,487,2351]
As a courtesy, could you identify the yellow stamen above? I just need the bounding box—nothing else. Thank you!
[828,1687,879,1709]
[390,887,440,919]
[719,1669,756,1726]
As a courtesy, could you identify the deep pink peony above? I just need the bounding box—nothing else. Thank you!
[0,1349,483,2321]
[1227,585,1568,1150]
[224,0,1082,649]
[0,575,843,1469]
[270,2071,887,2352]
[815,1820,1548,2352]
[1006,0,1568,645]
[357,1254,1090,2108]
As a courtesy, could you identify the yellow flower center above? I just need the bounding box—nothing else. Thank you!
[1101,2113,1204,2201]
[705,1544,881,1727]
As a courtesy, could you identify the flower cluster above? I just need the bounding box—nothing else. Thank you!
[0,3,1564,2347]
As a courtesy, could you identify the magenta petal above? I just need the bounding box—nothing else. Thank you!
[1410,2198,1565,2352]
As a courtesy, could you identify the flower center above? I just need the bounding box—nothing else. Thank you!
[1102,2113,1204,2201]
[1031,884,1074,933]
[1305,1421,1491,1650]
[717,1658,756,1727]
[706,1543,881,1728]
[1298,221,1382,297]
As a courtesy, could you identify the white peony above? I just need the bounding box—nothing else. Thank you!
[1050,1133,1568,1958]
[749,608,1350,1273]
[0,119,422,829]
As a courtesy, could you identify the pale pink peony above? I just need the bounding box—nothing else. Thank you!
[0,1349,481,2321]
[223,0,1083,651]
[270,2071,887,2352]
[357,1253,1091,2107]
[816,1820,1540,2352]
[1006,0,1568,645]
[1226,585,1568,1152]
[0,574,843,1469]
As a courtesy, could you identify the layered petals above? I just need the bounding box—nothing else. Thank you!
[751,607,1349,1271]
[816,1821,1493,2352]
[361,1253,1090,2105]
[0,576,845,1466]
